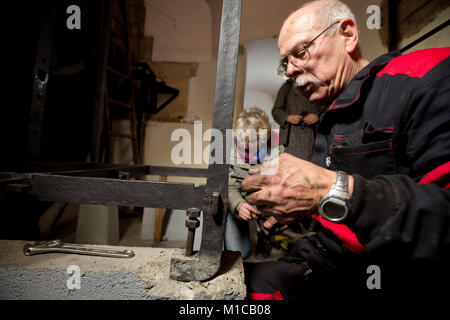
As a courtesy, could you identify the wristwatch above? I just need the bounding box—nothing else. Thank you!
[318,171,350,223]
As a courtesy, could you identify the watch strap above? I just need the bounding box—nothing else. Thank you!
[328,171,349,200]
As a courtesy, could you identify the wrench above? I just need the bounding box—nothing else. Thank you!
[23,240,135,258]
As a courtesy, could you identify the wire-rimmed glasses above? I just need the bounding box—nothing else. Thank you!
[278,20,341,77]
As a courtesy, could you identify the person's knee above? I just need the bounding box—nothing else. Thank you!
[244,261,297,294]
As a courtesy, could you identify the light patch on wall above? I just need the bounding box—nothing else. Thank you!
[243,37,284,129]
[144,0,212,62]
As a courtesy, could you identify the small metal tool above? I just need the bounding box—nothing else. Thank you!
[23,240,135,258]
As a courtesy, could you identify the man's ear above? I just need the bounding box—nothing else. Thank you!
[339,18,359,55]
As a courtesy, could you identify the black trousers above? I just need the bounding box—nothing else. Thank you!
[244,233,369,300]
[244,230,450,300]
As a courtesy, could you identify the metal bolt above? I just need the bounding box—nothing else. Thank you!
[187,207,201,218]
[185,208,201,256]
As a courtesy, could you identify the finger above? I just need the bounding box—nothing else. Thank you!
[240,207,250,216]
[250,186,278,203]
[257,219,270,236]
[245,191,276,207]
[240,211,251,221]
[271,224,288,235]
[249,165,280,179]
[248,206,261,215]
[241,174,270,192]
[263,217,278,230]
[247,167,261,175]
[250,212,260,220]
[247,157,279,175]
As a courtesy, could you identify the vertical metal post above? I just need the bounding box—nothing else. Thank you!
[91,0,112,163]
[27,0,56,161]
[388,0,399,51]
[170,0,242,282]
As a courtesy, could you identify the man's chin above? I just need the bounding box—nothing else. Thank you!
[307,92,329,105]
[295,83,331,105]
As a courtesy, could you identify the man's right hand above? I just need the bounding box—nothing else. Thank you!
[236,202,261,221]
[287,115,302,125]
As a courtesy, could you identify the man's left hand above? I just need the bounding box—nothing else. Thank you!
[241,153,353,224]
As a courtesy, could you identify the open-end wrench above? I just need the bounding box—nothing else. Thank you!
[23,240,135,258]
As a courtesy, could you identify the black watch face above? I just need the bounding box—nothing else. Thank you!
[323,200,347,220]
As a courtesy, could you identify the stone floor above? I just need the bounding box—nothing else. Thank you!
[117,211,288,262]
[0,240,246,300]
[0,204,300,300]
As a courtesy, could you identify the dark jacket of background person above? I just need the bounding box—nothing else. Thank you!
[272,80,325,160]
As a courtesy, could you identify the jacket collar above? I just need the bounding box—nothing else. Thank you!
[328,51,401,110]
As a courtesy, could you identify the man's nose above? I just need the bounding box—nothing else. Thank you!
[286,58,304,78]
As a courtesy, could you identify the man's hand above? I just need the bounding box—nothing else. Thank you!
[241,153,354,225]
[303,113,319,125]
[258,216,288,236]
[236,202,261,221]
[287,115,302,125]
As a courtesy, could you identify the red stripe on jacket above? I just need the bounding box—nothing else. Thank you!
[313,161,450,254]
[248,291,283,300]
[376,47,450,78]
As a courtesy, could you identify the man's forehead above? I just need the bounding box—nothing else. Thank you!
[278,34,305,56]
[278,28,313,56]
[278,10,317,54]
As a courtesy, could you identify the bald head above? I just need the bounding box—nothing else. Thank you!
[277,0,368,104]
[279,0,357,49]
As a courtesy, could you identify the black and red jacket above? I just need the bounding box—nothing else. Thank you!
[311,48,450,268]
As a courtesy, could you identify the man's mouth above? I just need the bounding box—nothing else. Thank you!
[298,82,315,95]
[295,75,320,95]
[302,82,314,91]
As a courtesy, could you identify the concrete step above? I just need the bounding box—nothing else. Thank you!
[0,240,246,300]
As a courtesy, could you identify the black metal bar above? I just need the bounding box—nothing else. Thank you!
[48,165,149,178]
[53,165,208,178]
[147,166,208,178]
[91,0,112,162]
[32,174,205,210]
[1,163,208,179]
[170,0,242,282]
[388,0,399,51]
[27,0,56,161]
[0,162,131,174]
[399,19,450,53]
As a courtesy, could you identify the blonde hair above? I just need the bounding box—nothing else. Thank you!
[234,107,271,142]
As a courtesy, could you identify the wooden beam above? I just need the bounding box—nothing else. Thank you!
[153,176,167,242]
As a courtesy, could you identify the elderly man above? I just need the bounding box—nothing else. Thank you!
[242,0,449,299]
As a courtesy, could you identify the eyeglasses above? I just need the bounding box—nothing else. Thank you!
[278,20,341,77]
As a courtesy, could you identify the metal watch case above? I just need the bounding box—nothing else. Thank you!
[318,171,349,223]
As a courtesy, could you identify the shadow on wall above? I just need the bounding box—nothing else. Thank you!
[243,37,284,128]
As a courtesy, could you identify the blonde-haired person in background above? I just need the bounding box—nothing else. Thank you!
[226,107,284,260]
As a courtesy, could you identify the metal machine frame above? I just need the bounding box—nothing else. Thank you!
[1,0,242,282]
